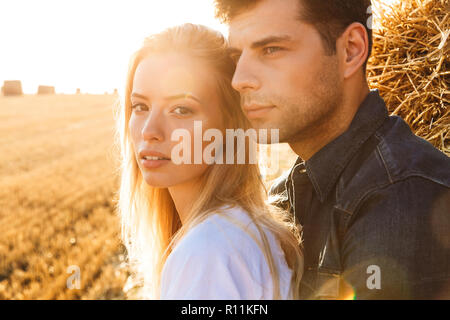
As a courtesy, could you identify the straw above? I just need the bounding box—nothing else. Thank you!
[368,0,449,155]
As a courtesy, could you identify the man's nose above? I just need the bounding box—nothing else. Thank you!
[231,55,261,93]
[142,109,165,142]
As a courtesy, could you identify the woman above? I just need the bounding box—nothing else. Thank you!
[114,23,303,299]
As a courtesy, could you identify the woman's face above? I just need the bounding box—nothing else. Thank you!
[129,52,224,188]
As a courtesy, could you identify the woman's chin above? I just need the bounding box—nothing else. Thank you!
[142,175,174,189]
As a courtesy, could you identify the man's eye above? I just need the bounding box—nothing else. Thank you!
[172,106,193,116]
[263,47,282,55]
[131,103,148,112]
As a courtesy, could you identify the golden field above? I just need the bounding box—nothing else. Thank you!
[0,94,297,300]
[0,94,129,299]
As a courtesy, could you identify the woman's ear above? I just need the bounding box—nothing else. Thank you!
[338,22,369,79]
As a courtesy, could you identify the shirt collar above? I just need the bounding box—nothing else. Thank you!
[288,89,389,203]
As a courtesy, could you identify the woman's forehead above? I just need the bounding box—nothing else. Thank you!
[132,53,216,101]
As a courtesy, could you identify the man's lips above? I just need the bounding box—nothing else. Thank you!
[243,105,276,119]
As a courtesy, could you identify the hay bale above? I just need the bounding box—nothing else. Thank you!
[37,85,55,95]
[2,80,23,96]
[368,0,449,155]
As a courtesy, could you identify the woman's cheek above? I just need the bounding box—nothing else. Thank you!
[128,117,139,147]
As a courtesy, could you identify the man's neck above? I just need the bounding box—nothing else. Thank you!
[289,84,370,161]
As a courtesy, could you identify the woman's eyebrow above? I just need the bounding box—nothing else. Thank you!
[165,93,202,104]
[131,92,202,103]
[131,92,148,100]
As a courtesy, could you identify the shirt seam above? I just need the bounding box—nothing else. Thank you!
[340,174,450,218]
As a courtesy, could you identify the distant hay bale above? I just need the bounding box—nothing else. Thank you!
[2,80,23,96]
[368,0,449,155]
[37,85,55,95]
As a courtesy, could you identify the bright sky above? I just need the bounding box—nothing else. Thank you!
[0,0,398,94]
[0,0,227,94]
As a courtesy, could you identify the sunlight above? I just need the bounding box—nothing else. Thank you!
[0,0,226,94]
[0,0,403,94]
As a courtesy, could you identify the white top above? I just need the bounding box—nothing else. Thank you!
[160,205,294,299]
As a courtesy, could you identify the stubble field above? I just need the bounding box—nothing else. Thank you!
[0,94,129,299]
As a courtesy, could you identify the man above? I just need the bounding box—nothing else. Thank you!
[214,0,450,299]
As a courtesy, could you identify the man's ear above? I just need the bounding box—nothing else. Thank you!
[337,22,369,79]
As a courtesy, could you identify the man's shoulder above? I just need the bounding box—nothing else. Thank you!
[375,115,450,186]
[336,115,450,214]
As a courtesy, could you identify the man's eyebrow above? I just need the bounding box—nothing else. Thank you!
[250,35,293,49]
[227,35,292,55]
[228,35,293,53]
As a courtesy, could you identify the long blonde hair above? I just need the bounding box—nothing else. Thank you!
[114,23,303,299]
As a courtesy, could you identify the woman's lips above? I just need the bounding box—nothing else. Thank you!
[141,158,171,169]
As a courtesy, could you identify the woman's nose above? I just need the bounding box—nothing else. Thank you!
[141,109,165,142]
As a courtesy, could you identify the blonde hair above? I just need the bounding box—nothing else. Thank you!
[114,23,303,299]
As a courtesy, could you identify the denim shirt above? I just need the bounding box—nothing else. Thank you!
[269,89,450,299]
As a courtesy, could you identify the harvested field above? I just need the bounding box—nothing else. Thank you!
[0,94,129,299]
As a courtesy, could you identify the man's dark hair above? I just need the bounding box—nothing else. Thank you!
[215,0,373,69]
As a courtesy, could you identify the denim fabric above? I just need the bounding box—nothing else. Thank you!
[269,90,450,299]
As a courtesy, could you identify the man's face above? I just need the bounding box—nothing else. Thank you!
[228,0,343,144]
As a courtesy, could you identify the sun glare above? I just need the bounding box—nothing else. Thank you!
[0,0,402,95]
[0,0,227,94]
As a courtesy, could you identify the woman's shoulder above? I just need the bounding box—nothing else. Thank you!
[170,205,264,261]
[161,205,292,299]
[160,206,264,299]
[167,206,291,275]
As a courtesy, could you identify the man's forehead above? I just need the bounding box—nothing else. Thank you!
[227,0,302,48]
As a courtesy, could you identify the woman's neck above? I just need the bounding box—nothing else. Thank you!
[168,177,203,226]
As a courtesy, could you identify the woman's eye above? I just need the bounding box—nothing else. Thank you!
[263,46,282,55]
[131,103,148,112]
[172,106,193,116]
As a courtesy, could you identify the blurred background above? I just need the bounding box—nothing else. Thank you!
[0,0,227,94]
[0,0,447,299]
